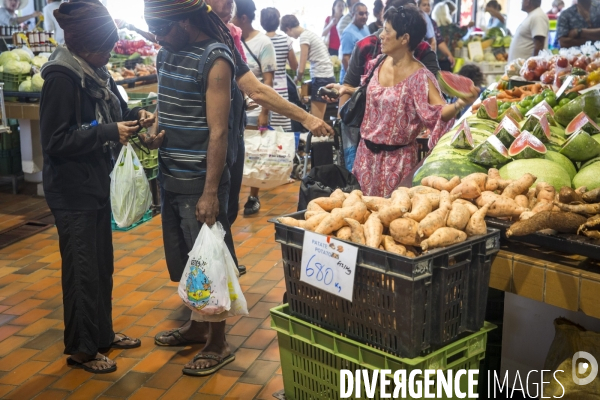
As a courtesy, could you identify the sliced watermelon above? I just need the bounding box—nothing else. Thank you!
[494,116,521,147]
[508,131,547,160]
[564,111,600,135]
[560,130,600,162]
[521,114,541,132]
[526,101,555,117]
[467,136,511,167]
[505,105,524,122]
[450,120,474,149]
[477,96,498,120]
[413,159,487,186]
[437,71,474,99]
[532,114,552,143]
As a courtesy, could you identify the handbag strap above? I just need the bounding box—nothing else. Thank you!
[242,38,262,71]
[362,54,387,89]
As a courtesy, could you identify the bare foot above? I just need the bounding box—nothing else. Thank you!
[71,352,116,371]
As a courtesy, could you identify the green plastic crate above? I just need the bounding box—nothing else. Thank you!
[127,93,157,113]
[111,209,152,232]
[145,166,158,181]
[271,304,495,400]
[130,136,158,169]
[0,72,30,92]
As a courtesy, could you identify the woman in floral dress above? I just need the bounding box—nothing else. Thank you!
[353,5,479,197]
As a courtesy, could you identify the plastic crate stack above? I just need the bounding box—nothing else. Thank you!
[271,214,502,399]
[0,72,30,92]
[0,122,21,176]
[130,136,158,181]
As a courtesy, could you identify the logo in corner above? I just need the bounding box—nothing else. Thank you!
[572,351,598,386]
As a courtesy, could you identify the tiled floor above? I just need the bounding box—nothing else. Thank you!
[0,183,300,399]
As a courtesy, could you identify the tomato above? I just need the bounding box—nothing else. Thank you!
[556,57,569,68]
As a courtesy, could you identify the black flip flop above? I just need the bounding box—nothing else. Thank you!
[182,353,236,377]
[154,328,206,346]
[67,355,117,374]
[110,333,141,349]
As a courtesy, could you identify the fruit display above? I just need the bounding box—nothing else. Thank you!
[114,39,157,57]
[277,186,493,256]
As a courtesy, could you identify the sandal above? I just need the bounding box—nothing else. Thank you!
[67,355,117,374]
[182,353,236,377]
[154,328,206,346]
[110,333,141,349]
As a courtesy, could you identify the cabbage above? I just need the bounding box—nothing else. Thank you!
[11,48,32,63]
[0,66,4,73]
[4,60,21,73]
[32,56,48,69]
[18,78,32,92]
[0,51,19,66]
[31,73,44,91]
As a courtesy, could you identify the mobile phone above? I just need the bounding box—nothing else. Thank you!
[318,86,340,99]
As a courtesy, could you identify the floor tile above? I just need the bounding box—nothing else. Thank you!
[143,363,183,390]
[2,374,57,399]
[242,329,277,350]
[128,387,165,400]
[198,369,243,395]
[64,379,112,400]
[0,360,48,385]
[223,382,262,400]
[102,371,152,397]
[131,349,175,373]
[160,375,209,400]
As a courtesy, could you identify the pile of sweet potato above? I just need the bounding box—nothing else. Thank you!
[420,170,600,239]
[278,181,492,257]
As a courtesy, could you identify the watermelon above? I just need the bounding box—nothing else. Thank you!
[545,151,577,180]
[499,159,572,191]
[493,115,521,147]
[508,131,547,160]
[555,90,600,127]
[560,130,600,162]
[413,159,487,186]
[532,114,552,143]
[581,156,600,169]
[526,100,555,118]
[437,71,474,99]
[467,136,511,167]
[477,96,498,120]
[521,114,541,132]
[505,105,524,122]
[564,112,600,135]
[573,162,600,190]
[594,134,600,144]
[550,125,566,138]
[450,120,474,149]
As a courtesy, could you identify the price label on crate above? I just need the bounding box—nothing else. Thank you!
[300,231,358,302]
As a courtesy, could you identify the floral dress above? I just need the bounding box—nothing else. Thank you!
[353,59,454,197]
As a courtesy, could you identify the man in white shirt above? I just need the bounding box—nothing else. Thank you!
[0,0,41,27]
[508,0,549,61]
[43,0,63,44]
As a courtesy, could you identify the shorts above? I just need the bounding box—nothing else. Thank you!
[311,77,336,103]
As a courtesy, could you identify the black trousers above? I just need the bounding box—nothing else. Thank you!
[227,136,245,227]
[52,203,115,355]
[161,180,237,282]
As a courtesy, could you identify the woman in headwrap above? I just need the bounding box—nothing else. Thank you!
[39,0,157,374]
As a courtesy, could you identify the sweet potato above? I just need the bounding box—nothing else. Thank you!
[304,212,329,232]
[338,202,368,223]
[344,218,366,245]
[425,193,441,209]
[342,190,363,208]
[575,186,588,195]
[422,176,461,192]
[583,188,600,203]
[502,173,537,199]
[535,182,555,203]
[553,201,600,215]
[382,235,407,255]
[278,217,300,227]
[476,192,527,218]
[527,188,537,209]
[418,206,450,238]
[447,203,471,231]
[409,186,440,197]
[391,189,412,212]
[485,178,499,192]
[307,201,326,213]
[379,204,405,227]
[363,196,391,212]
[404,246,418,258]
[532,200,553,213]
[364,213,384,248]
[330,189,347,201]
[310,196,343,212]
[450,180,481,200]
[514,195,529,209]
[462,173,488,192]
[559,187,584,204]
[421,228,467,251]
[305,210,327,219]
[453,199,479,215]
[336,226,352,240]
[519,211,535,221]
[315,212,346,235]
[404,195,432,222]
[466,202,492,236]
[506,211,588,237]
[389,218,421,246]
[488,168,512,190]
[578,214,600,235]
[439,190,452,211]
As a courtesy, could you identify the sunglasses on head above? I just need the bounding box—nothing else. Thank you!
[149,21,175,36]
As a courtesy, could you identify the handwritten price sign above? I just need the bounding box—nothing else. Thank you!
[300,231,358,302]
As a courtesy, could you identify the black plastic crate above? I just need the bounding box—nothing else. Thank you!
[273,212,500,358]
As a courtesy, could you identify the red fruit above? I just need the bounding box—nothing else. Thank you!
[523,70,536,81]
[534,65,547,78]
[527,59,538,71]
[556,57,569,68]
[540,71,555,84]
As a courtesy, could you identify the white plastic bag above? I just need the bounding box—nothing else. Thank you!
[242,126,295,190]
[179,223,248,320]
[110,143,152,228]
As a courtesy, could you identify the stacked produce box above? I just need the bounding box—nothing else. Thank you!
[0,121,20,176]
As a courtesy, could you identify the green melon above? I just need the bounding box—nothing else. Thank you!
[545,151,577,180]
[581,157,600,169]
[560,130,600,162]
[499,159,572,191]
[573,162,600,190]
[413,160,487,186]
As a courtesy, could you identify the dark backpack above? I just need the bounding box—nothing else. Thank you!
[298,164,361,211]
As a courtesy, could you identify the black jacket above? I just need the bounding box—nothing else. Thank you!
[40,66,141,210]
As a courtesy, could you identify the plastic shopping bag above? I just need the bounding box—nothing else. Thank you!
[110,143,152,228]
[179,223,248,319]
[242,126,295,190]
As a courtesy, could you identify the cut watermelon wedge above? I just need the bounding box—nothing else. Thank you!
[526,101,555,117]
[565,111,600,135]
[467,135,511,167]
[505,105,524,122]
[437,71,474,99]
[532,114,552,143]
[494,116,521,147]
[477,96,498,120]
[508,131,547,160]
[450,120,474,149]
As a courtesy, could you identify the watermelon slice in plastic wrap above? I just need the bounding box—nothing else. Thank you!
[565,111,600,135]
[437,71,474,99]
[508,131,547,160]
